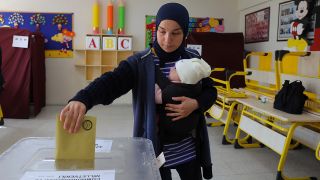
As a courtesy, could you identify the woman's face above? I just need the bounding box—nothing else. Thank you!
[157,20,184,53]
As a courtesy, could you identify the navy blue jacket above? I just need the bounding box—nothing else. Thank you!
[71,48,217,178]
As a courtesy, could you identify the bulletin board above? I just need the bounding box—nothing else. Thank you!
[145,15,224,48]
[0,12,74,58]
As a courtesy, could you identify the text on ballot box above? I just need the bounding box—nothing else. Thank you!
[21,170,115,180]
[95,139,112,153]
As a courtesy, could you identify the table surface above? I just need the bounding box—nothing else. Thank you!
[236,96,320,123]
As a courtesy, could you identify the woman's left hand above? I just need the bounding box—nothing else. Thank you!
[165,96,199,121]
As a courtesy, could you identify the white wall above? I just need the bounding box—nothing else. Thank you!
[1,0,240,105]
[238,0,289,52]
[238,0,320,79]
[238,0,270,11]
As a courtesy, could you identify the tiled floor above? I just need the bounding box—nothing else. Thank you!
[0,105,319,179]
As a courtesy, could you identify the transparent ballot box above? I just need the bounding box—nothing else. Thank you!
[0,137,161,180]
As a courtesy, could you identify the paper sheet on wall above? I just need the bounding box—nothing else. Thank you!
[20,170,115,180]
[187,44,202,56]
[12,35,29,48]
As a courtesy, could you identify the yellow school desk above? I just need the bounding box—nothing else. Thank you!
[234,97,320,180]
[0,137,161,180]
[207,94,248,144]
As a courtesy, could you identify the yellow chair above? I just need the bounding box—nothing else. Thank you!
[234,50,320,180]
[207,68,250,144]
[208,51,275,145]
[242,51,278,98]
[277,50,320,158]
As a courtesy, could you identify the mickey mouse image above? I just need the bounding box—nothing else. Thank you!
[288,0,314,51]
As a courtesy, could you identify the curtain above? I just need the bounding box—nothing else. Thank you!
[0,28,45,118]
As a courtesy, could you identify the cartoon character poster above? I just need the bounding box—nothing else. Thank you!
[287,0,315,51]
[0,12,74,58]
[145,15,224,48]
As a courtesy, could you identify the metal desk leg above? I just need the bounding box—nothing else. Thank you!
[276,123,317,180]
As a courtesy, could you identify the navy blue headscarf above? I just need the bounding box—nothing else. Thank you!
[153,3,189,63]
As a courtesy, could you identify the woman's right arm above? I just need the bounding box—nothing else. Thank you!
[59,60,135,133]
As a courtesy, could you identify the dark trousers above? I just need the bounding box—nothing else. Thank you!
[160,159,202,180]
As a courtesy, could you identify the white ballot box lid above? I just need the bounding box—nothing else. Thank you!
[0,137,161,180]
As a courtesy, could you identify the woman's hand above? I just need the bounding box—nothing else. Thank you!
[59,101,86,133]
[165,96,199,121]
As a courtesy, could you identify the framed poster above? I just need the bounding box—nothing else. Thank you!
[245,7,270,43]
[277,1,297,41]
[277,1,315,41]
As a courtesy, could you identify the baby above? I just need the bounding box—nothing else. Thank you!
[155,58,211,143]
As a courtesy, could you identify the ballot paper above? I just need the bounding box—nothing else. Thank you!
[55,115,96,160]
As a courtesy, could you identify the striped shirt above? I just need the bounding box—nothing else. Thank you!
[154,58,176,77]
[163,136,196,167]
[153,53,196,168]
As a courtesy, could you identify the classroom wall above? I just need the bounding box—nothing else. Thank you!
[1,0,240,105]
[238,0,290,52]
[238,0,320,85]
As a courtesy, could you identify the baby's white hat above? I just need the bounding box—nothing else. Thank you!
[175,58,211,84]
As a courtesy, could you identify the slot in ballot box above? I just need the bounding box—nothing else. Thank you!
[0,137,161,180]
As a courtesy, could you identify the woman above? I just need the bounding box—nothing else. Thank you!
[60,3,216,180]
